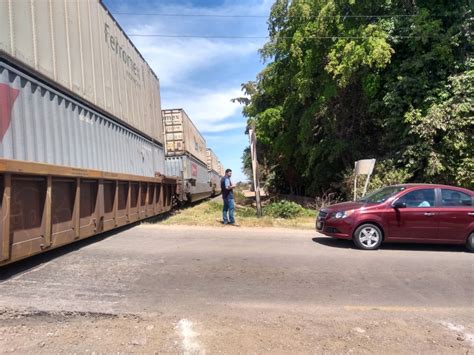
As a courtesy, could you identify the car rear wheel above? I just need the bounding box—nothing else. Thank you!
[353,224,383,250]
[466,233,474,253]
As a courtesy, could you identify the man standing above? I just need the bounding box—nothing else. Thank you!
[221,169,236,225]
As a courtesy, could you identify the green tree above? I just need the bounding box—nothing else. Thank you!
[241,0,473,197]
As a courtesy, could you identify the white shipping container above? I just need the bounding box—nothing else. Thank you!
[0,60,164,176]
[209,170,222,194]
[219,162,226,177]
[162,109,207,164]
[165,154,212,202]
[206,148,220,174]
[0,0,163,144]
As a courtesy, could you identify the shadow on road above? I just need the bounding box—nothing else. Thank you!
[312,237,467,252]
[312,237,355,249]
[0,223,139,281]
[0,199,216,280]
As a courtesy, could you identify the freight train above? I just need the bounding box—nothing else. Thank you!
[0,0,225,266]
[162,109,225,203]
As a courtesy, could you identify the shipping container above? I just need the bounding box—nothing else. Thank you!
[0,60,164,177]
[206,149,222,195]
[0,0,163,143]
[218,162,226,177]
[206,148,221,174]
[162,109,207,164]
[165,154,212,202]
[210,171,222,195]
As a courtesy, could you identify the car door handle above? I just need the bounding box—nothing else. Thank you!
[424,212,436,216]
[468,212,474,216]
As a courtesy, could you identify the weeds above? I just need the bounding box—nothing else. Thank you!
[263,200,314,219]
[158,197,316,230]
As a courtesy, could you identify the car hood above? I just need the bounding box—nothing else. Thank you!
[321,201,369,213]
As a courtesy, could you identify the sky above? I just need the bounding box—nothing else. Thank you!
[103,0,274,182]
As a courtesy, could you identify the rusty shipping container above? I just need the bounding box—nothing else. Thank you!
[162,109,207,164]
[0,0,163,143]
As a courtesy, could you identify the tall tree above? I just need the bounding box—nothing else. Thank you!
[241,0,473,196]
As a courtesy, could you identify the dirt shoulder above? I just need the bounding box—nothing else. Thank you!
[1,306,472,354]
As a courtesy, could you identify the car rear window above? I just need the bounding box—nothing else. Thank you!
[358,186,406,204]
[441,189,473,207]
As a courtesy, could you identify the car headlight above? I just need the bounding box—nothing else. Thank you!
[333,210,354,219]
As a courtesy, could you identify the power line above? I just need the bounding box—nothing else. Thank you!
[128,34,267,38]
[112,12,421,19]
[127,33,418,39]
[113,12,266,18]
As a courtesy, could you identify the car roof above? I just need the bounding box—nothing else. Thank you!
[391,184,473,193]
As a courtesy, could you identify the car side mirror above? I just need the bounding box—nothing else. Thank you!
[392,201,406,209]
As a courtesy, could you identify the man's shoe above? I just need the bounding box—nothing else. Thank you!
[228,222,240,227]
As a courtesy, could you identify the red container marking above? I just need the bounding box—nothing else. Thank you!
[0,84,20,141]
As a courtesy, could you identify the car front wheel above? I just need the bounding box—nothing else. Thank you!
[466,232,474,253]
[353,224,383,250]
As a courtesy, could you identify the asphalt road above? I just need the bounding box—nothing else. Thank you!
[0,225,473,353]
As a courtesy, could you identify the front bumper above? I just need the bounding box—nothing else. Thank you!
[316,212,353,239]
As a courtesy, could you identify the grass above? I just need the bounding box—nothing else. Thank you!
[158,198,317,230]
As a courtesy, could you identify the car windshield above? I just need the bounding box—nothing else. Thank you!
[357,186,406,204]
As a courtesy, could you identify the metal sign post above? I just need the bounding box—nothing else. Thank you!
[248,126,262,217]
[354,159,376,201]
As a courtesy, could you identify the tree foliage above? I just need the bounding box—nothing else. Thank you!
[241,0,473,197]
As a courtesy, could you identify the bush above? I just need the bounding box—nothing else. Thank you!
[233,190,253,206]
[263,200,312,219]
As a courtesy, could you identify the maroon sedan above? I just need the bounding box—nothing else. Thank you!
[316,184,474,251]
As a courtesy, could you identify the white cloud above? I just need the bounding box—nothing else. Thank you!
[132,33,261,87]
[206,132,248,144]
[116,0,270,88]
[110,0,270,135]
[200,122,246,133]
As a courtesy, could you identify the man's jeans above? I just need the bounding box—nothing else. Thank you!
[223,198,235,224]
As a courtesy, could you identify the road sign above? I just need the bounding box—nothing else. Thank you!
[354,159,376,201]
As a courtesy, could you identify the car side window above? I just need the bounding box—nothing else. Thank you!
[441,189,473,207]
[397,189,436,208]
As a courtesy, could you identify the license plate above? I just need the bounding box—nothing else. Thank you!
[316,221,323,230]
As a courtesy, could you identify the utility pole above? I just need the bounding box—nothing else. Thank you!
[248,124,262,217]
